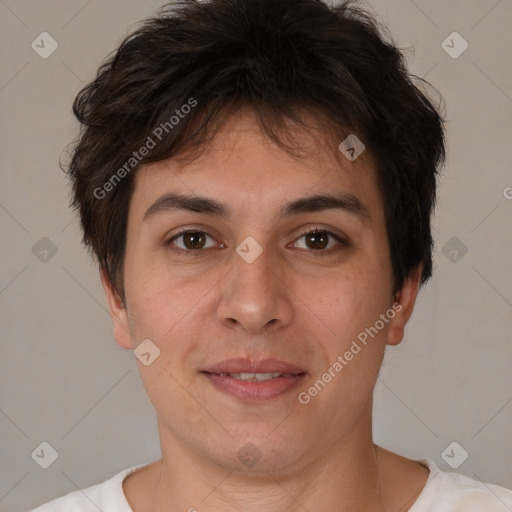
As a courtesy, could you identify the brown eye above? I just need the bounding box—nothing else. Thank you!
[292,229,348,254]
[304,231,329,250]
[182,231,207,250]
[167,230,218,252]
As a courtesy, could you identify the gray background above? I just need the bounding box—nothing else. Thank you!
[0,0,511,510]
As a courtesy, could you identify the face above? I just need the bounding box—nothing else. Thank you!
[103,107,421,474]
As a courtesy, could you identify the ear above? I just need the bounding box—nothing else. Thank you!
[100,267,133,350]
[386,264,423,346]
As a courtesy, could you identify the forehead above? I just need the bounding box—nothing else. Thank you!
[131,108,383,223]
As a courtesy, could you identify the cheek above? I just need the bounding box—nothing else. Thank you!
[124,264,214,378]
[124,257,196,335]
[305,278,389,411]
[311,264,390,341]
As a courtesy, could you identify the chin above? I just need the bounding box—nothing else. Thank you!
[204,430,306,474]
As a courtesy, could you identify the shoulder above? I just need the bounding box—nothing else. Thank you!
[27,462,151,512]
[28,487,103,512]
[411,458,512,512]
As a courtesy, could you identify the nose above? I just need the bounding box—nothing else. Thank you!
[216,240,294,334]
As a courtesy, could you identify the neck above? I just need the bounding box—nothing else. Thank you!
[150,427,385,512]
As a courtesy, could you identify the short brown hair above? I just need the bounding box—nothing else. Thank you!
[65,0,445,302]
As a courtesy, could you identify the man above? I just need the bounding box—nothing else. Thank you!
[31,0,512,510]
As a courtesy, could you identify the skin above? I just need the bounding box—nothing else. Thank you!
[102,106,429,511]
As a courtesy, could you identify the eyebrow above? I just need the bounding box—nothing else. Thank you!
[142,191,371,223]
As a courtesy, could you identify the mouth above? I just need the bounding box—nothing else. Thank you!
[203,371,305,381]
[201,372,307,401]
[200,358,307,401]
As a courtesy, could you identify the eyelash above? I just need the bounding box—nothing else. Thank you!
[165,227,349,257]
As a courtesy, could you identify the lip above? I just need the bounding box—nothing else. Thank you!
[201,358,307,401]
[202,373,306,401]
[202,357,307,375]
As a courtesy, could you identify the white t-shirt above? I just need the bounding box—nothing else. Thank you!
[28,458,512,511]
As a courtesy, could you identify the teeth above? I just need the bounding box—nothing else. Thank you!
[223,372,283,381]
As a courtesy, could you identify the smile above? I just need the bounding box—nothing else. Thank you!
[215,372,298,381]
[201,371,307,401]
